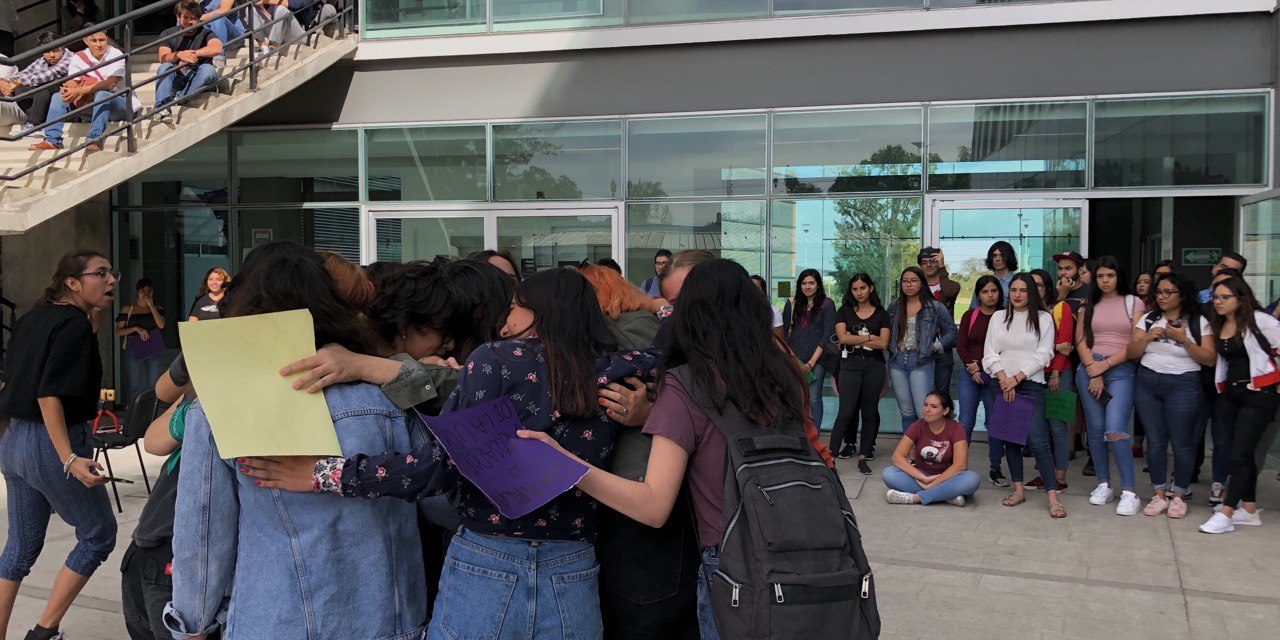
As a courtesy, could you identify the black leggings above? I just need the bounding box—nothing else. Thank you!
[1216,385,1280,507]
[832,356,886,456]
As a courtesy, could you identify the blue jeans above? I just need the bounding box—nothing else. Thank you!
[957,367,1002,470]
[0,420,117,580]
[1046,371,1075,473]
[934,349,954,396]
[1001,381,1059,490]
[1193,391,1230,484]
[43,90,132,146]
[1076,356,1137,491]
[889,350,935,430]
[1133,367,1201,495]
[807,363,827,430]
[123,349,166,407]
[202,12,246,51]
[882,466,981,504]
[427,527,601,640]
[696,546,722,640]
[154,62,220,108]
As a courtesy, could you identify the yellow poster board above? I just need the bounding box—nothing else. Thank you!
[178,309,340,458]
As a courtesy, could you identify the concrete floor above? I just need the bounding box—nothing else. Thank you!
[2,440,1278,640]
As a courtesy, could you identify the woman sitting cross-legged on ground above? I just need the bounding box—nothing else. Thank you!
[882,391,981,506]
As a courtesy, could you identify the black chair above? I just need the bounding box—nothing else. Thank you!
[92,389,167,513]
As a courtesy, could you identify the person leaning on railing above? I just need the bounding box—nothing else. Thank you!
[154,1,224,120]
[30,27,142,153]
[0,31,72,137]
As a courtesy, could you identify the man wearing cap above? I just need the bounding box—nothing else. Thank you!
[919,247,960,394]
[1054,251,1092,309]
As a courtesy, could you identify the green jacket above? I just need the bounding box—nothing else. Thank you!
[380,354,460,414]
[606,310,660,480]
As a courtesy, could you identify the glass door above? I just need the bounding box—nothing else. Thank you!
[1240,190,1280,470]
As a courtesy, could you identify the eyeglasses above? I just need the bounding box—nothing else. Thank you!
[80,268,120,281]
[1212,294,1237,302]
[1155,290,1178,298]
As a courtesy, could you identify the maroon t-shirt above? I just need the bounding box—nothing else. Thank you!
[903,419,967,476]
[643,375,727,550]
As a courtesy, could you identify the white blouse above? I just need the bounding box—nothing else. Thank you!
[982,309,1056,384]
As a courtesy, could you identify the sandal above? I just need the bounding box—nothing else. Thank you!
[1049,502,1068,518]
[1002,493,1025,507]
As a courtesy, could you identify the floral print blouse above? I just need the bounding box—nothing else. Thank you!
[316,337,657,543]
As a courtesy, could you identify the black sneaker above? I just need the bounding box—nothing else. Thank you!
[865,448,876,461]
[1082,460,1096,477]
[989,468,1010,487]
[836,445,856,460]
[858,460,872,476]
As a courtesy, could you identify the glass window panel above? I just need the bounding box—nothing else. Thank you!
[626,201,767,286]
[491,0,623,31]
[498,215,613,277]
[234,208,362,265]
[627,115,767,198]
[363,0,486,36]
[773,0,919,15]
[1243,197,1280,310]
[928,102,1087,190]
[366,126,488,202]
[627,0,768,24]
[1094,95,1267,187]
[376,216,486,263]
[493,120,623,200]
[768,198,922,308]
[772,108,923,194]
[119,135,229,206]
[236,130,358,203]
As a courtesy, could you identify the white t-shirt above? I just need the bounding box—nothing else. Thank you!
[981,309,1056,384]
[770,305,784,329]
[929,282,942,296]
[67,46,142,113]
[1140,316,1213,375]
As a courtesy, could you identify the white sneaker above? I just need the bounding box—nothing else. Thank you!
[21,124,43,138]
[1231,509,1262,526]
[1116,491,1141,516]
[1089,483,1114,505]
[1199,512,1235,534]
[885,490,916,505]
[947,495,966,507]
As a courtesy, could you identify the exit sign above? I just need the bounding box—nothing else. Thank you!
[1181,248,1221,266]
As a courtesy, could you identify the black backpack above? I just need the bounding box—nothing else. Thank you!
[671,367,880,640]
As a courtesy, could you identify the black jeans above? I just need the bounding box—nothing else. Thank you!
[21,86,56,127]
[120,541,174,640]
[832,356,886,456]
[597,488,700,640]
[1215,385,1280,506]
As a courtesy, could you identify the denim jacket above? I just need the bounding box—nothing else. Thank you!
[164,383,428,640]
[885,297,958,364]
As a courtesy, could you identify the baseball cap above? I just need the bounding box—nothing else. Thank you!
[1053,251,1084,266]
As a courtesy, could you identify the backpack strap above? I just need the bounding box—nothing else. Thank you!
[966,308,980,332]
[1142,309,1161,332]
[1125,295,1137,325]
[669,366,814,460]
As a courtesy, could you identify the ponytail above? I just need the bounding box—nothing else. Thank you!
[39,250,107,304]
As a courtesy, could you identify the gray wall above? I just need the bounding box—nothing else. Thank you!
[244,13,1276,126]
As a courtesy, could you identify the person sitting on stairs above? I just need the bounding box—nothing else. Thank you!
[31,27,140,152]
[154,1,223,121]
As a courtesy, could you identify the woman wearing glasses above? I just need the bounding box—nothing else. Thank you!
[0,252,118,640]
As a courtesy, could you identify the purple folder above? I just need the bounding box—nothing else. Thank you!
[125,329,165,361]
[417,397,589,520]
[987,393,1034,446]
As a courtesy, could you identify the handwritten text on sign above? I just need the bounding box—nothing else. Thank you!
[417,397,589,520]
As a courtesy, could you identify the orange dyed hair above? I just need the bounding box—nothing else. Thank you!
[318,250,373,313]
[578,264,651,319]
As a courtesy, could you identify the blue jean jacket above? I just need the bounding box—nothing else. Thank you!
[164,383,428,640]
[886,297,958,364]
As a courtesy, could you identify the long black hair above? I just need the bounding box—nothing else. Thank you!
[791,268,828,324]
[841,273,883,311]
[220,242,382,355]
[1152,272,1201,325]
[893,266,932,341]
[1030,268,1057,307]
[441,259,517,360]
[514,268,619,417]
[985,241,1018,272]
[1082,255,1131,349]
[367,260,513,362]
[467,249,521,282]
[972,274,1005,311]
[1004,272,1046,338]
[661,259,805,426]
[1209,276,1264,341]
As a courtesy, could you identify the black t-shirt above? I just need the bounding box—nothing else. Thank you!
[158,25,218,64]
[834,305,890,365]
[1219,335,1250,383]
[0,303,102,425]
[115,305,165,332]
[188,293,222,320]
[134,464,179,546]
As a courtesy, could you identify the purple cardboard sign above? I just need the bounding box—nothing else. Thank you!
[987,393,1034,446]
[417,397,589,520]
[125,329,165,361]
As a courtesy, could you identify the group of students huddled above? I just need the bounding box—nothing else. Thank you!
[780,243,1277,533]
[0,243,884,640]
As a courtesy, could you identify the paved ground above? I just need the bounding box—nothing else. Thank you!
[2,439,1278,640]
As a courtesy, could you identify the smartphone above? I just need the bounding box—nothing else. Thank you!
[1099,389,1113,405]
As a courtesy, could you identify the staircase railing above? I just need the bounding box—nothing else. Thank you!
[1,0,353,184]
[15,0,64,43]
[0,294,15,365]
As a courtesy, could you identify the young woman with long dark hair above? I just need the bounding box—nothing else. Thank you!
[968,241,1018,309]
[783,268,837,428]
[957,275,1006,487]
[982,273,1064,517]
[1128,272,1215,520]
[1030,268,1074,491]
[187,266,229,321]
[0,251,117,640]
[882,391,980,506]
[115,277,167,406]
[832,273,890,474]
[166,242,429,640]
[1076,256,1145,517]
[1199,277,1280,534]
[886,266,957,429]
[516,259,826,640]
